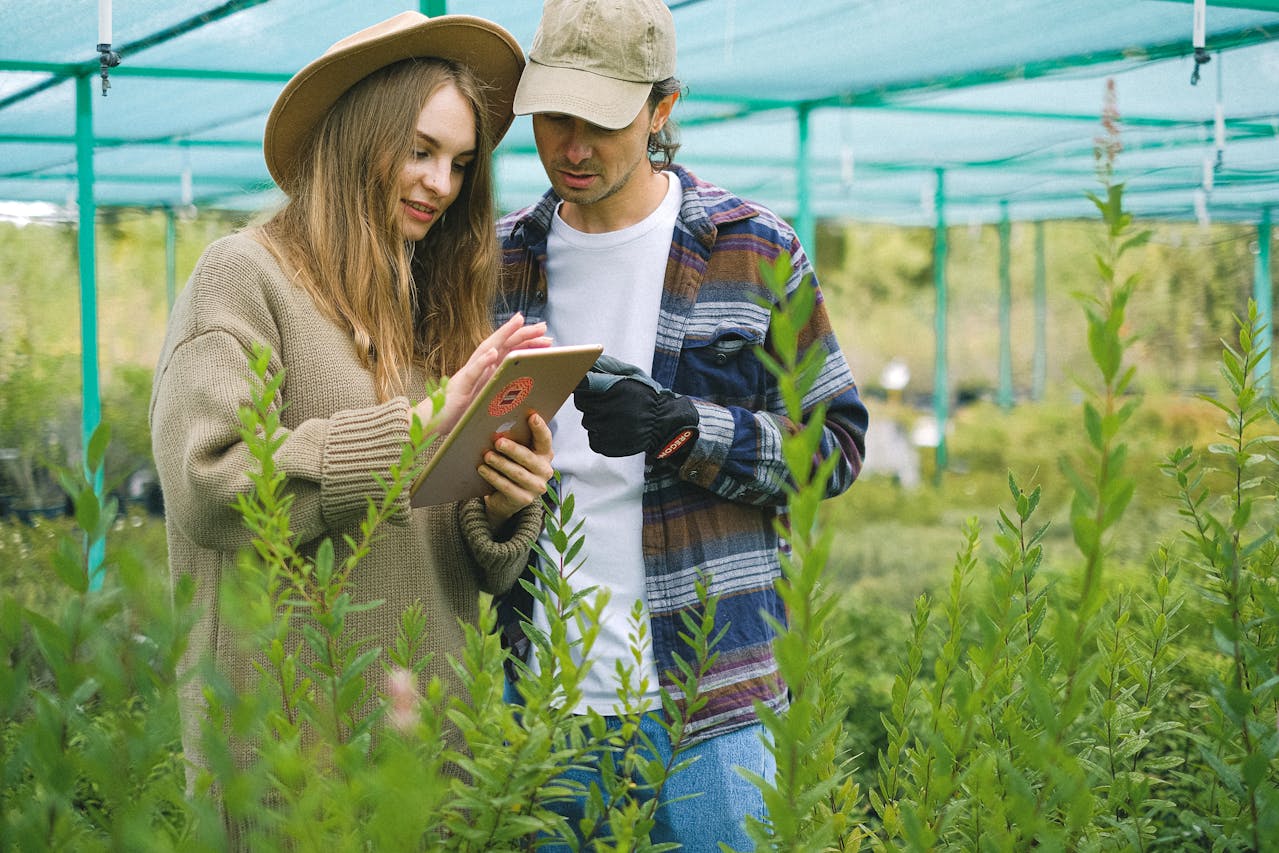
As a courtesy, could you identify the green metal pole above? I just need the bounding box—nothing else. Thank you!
[933,169,949,479]
[795,102,814,256]
[166,207,177,314]
[422,0,447,16]
[997,201,1013,409]
[1256,207,1273,395]
[75,74,104,589]
[1032,221,1047,401]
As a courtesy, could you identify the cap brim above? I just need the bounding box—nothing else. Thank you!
[513,61,651,131]
[266,15,524,193]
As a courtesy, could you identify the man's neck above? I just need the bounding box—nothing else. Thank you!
[558,168,670,234]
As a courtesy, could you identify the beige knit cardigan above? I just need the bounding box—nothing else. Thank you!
[149,230,541,778]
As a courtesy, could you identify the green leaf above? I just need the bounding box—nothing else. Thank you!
[1083,402,1102,447]
[315,538,335,587]
[51,538,89,594]
[1118,229,1153,256]
[74,489,100,537]
[86,421,111,474]
[1071,513,1100,555]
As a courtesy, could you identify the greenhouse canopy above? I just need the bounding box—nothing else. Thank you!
[2,0,1277,228]
[2,0,1278,553]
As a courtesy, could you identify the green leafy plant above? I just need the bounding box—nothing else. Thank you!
[0,423,193,850]
[863,79,1192,851]
[1162,301,1279,849]
[493,475,723,852]
[185,343,723,851]
[741,252,865,852]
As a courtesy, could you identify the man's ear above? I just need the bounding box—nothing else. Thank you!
[649,92,679,134]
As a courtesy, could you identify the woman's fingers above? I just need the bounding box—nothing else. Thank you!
[481,313,545,355]
[528,411,553,455]
[484,417,553,489]
[436,316,552,438]
[434,347,496,434]
[485,312,551,357]
[479,413,554,527]
[499,328,552,356]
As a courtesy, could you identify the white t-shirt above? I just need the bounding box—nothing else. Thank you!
[530,171,681,713]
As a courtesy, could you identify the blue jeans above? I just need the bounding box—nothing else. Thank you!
[538,710,774,852]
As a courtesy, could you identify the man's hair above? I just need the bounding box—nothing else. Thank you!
[647,77,683,169]
[259,58,499,401]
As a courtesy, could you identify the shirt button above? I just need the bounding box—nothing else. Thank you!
[687,469,700,479]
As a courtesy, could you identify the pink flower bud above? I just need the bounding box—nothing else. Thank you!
[388,666,419,733]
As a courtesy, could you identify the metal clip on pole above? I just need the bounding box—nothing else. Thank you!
[97,44,121,96]
[1190,47,1211,86]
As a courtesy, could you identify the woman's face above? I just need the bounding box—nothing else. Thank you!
[397,82,477,242]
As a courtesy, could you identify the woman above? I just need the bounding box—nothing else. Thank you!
[149,12,550,781]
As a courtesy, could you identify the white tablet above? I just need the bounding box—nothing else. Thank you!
[410,343,603,507]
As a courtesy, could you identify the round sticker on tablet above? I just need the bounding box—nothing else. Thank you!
[489,377,533,417]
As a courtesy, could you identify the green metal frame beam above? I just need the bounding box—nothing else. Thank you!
[75,73,104,589]
[0,135,262,147]
[1257,208,1273,393]
[795,103,814,253]
[165,207,178,314]
[0,61,289,84]
[933,169,949,479]
[1160,0,1279,12]
[0,0,274,111]
[0,106,1248,187]
[997,202,1014,409]
[0,169,271,188]
[681,23,1277,114]
[1032,222,1047,401]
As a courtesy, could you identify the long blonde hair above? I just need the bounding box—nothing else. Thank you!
[259,58,499,401]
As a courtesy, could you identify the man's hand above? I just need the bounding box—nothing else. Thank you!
[572,356,698,462]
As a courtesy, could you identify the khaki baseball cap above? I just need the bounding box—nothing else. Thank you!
[513,0,676,130]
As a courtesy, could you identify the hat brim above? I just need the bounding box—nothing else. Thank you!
[513,61,652,131]
[265,14,524,193]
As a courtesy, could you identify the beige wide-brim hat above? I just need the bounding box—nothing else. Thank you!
[265,12,524,193]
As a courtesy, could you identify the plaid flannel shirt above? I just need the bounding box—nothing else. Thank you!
[495,165,868,742]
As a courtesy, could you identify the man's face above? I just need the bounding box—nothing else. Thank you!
[531,104,655,211]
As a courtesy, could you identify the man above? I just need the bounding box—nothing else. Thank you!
[495,0,868,848]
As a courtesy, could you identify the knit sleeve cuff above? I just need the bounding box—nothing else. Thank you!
[320,398,413,528]
[459,497,545,594]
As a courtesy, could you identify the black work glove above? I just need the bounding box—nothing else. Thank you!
[573,355,699,463]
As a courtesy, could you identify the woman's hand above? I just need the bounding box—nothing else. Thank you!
[413,313,551,434]
[480,412,554,530]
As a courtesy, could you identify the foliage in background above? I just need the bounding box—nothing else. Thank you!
[1163,302,1279,848]
[0,291,1273,850]
[0,424,193,850]
[0,247,865,850]
[746,253,863,851]
[818,216,1260,402]
[847,83,1279,850]
[2,97,1277,847]
[0,342,79,511]
[0,190,1266,516]
[0,210,249,513]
